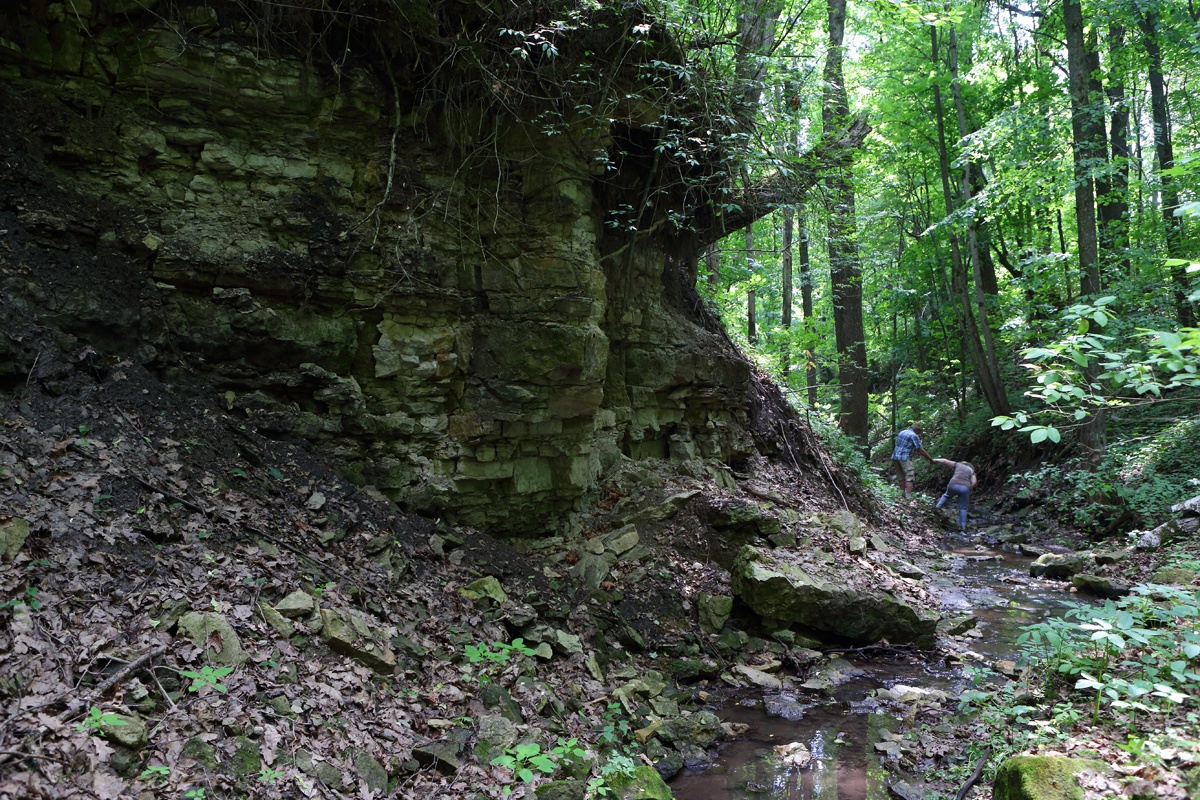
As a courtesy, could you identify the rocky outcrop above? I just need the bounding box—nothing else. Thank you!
[0,1,849,534]
[731,545,940,647]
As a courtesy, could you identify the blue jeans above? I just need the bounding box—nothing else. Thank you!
[937,483,970,530]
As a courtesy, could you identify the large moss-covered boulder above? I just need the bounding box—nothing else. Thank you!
[731,546,938,647]
[603,765,674,799]
[992,755,1109,800]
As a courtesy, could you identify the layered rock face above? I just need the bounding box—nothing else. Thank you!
[0,2,755,532]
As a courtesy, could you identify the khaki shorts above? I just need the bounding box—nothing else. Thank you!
[893,460,915,483]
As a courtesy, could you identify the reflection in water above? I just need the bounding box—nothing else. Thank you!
[668,540,1083,799]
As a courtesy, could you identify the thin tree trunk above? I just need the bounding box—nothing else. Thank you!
[1065,0,1107,456]
[930,25,1007,417]
[1065,0,1102,298]
[949,25,1009,415]
[1100,24,1131,276]
[746,223,757,343]
[1141,9,1194,326]
[798,214,818,406]
[781,207,794,374]
[706,243,720,290]
[1086,33,1114,289]
[824,0,869,450]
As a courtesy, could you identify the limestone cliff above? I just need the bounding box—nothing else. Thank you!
[0,0,862,532]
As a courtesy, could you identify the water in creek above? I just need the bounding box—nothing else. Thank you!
[668,537,1083,800]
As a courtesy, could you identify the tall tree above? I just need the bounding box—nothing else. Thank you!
[1064,0,1108,454]
[1064,0,1102,298]
[930,24,1009,416]
[781,206,794,374]
[949,23,1010,415]
[746,223,758,342]
[1099,23,1131,277]
[1140,5,1193,326]
[798,213,819,406]
[823,0,869,449]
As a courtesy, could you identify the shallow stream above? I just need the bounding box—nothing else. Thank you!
[669,536,1083,799]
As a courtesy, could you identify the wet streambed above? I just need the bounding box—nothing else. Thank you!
[669,538,1082,799]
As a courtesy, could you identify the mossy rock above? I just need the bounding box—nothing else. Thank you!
[181,736,220,768]
[603,765,674,799]
[535,780,587,800]
[992,755,1109,800]
[232,737,261,777]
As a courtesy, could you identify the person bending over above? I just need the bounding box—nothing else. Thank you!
[933,458,977,531]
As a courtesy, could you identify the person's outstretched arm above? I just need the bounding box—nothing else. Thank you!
[931,457,954,468]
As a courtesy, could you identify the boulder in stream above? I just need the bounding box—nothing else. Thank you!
[1029,552,1092,579]
[1071,573,1130,598]
[731,545,939,648]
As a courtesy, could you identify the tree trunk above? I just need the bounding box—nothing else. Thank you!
[735,0,785,124]
[746,223,757,343]
[930,25,1008,417]
[798,214,818,406]
[949,25,1009,415]
[1064,0,1107,456]
[1100,24,1131,276]
[705,243,720,290]
[1065,0,1102,298]
[781,206,793,374]
[1141,10,1194,326]
[823,0,869,450]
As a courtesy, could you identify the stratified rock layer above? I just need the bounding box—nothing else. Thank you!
[0,1,759,533]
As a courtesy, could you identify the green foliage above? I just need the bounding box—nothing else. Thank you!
[490,742,558,790]
[2,586,41,613]
[462,638,538,686]
[464,638,537,666]
[139,764,170,782]
[594,702,634,751]
[258,766,286,784]
[76,706,126,733]
[994,300,1200,444]
[1017,585,1200,728]
[180,665,234,694]
[586,753,639,798]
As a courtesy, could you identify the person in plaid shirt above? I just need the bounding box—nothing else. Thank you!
[891,422,933,498]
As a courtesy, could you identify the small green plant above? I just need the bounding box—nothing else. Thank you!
[595,702,633,750]
[258,766,286,784]
[463,638,538,684]
[491,742,557,792]
[76,706,126,732]
[587,753,638,797]
[1,586,41,613]
[180,665,234,693]
[183,789,206,800]
[139,765,170,781]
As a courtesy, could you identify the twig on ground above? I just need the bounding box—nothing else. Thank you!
[955,746,992,800]
[84,644,169,706]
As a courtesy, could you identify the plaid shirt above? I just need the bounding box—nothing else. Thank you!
[891,429,923,461]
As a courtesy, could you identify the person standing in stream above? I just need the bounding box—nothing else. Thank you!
[932,458,977,531]
[891,423,934,498]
